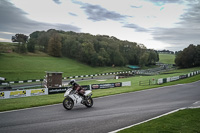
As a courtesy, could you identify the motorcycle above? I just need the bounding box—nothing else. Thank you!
[63,88,93,110]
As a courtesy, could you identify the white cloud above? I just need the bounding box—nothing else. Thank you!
[1,0,199,51]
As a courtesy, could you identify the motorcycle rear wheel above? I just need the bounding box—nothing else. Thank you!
[63,97,74,110]
[85,97,93,108]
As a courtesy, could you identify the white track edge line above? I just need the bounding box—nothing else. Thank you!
[109,105,200,133]
[109,108,185,133]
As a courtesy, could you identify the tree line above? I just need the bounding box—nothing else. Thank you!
[175,44,200,68]
[12,29,159,67]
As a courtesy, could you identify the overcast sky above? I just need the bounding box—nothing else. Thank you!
[0,0,199,51]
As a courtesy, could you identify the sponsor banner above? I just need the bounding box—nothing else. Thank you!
[91,82,122,89]
[48,85,90,94]
[179,75,188,79]
[0,91,10,99]
[167,77,171,82]
[10,90,26,98]
[0,92,5,99]
[163,78,167,83]
[122,81,131,86]
[191,72,194,76]
[48,87,68,94]
[157,78,163,84]
[30,89,46,96]
[0,88,48,99]
[170,76,179,81]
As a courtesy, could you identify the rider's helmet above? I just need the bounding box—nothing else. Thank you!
[69,79,76,86]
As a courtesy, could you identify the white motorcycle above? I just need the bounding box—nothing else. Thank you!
[63,88,93,110]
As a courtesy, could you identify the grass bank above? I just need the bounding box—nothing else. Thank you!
[119,108,200,133]
[0,53,130,81]
[159,53,175,64]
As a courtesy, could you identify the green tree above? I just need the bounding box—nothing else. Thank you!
[175,44,199,68]
[12,34,28,43]
[80,42,96,65]
[12,33,28,53]
[139,52,149,67]
[27,38,36,52]
[97,48,110,66]
[48,33,62,57]
[38,32,49,52]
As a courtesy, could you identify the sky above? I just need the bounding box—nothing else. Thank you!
[0,0,200,51]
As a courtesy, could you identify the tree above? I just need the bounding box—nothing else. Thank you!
[12,34,28,43]
[28,29,161,67]
[175,44,200,68]
[48,32,62,57]
[12,34,28,53]
[97,48,110,66]
[80,42,96,65]
[38,32,49,52]
[27,38,36,52]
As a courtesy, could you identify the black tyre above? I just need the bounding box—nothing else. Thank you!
[63,97,74,110]
[85,97,93,108]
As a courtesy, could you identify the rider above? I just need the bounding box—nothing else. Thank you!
[69,79,85,98]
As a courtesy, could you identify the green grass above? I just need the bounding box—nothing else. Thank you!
[0,67,200,112]
[0,53,176,81]
[0,53,130,81]
[159,54,175,64]
[119,108,200,133]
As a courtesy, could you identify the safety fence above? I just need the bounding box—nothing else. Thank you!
[0,71,133,86]
[0,81,131,99]
[139,79,157,86]
[157,70,200,85]
[0,65,173,86]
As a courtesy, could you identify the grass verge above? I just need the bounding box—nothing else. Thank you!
[119,108,200,133]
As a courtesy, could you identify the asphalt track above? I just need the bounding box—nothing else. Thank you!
[0,81,200,133]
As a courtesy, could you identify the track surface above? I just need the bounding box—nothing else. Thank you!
[0,81,200,133]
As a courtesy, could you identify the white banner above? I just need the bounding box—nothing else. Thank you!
[0,88,48,99]
[122,81,131,86]
[170,76,179,81]
[157,78,163,84]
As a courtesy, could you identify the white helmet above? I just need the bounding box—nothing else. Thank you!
[69,79,76,85]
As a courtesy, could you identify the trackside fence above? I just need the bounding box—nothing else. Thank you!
[157,70,200,85]
[0,81,131,99]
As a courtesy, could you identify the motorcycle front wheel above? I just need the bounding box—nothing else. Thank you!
[85,97,93,108]
[63,97,74,110]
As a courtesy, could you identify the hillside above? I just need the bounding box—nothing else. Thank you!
[159,53,175,64]
[0,52,130,81]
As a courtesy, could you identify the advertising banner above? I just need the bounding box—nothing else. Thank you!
[0,92,5,99]
[27,89,47,96]
[170,76,179,81]
[10,90,26,98]
[48,87,68,94]
[122,81,131,86]
[48,85,90,94]
[91,82,122,89]
[157,78,163,84]
[179,75,188,79]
